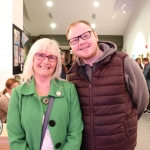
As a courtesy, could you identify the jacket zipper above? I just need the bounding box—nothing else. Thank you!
[89,83,94,150]
[76,69,95,149]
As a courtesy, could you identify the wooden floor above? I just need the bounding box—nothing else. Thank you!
[0,136,10,150]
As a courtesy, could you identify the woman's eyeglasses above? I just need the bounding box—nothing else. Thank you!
[36,53,57,62]
[68,31,92,45]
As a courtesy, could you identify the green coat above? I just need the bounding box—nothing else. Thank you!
[7,79,83,150]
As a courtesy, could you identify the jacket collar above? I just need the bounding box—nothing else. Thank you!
[20,78,64,98]
[71,41,117,67]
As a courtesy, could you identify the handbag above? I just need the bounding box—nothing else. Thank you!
[40,96,54,150]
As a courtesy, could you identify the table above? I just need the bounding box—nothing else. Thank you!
[0,136,10,150]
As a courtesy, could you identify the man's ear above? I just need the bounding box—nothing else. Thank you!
[93,32,99,40]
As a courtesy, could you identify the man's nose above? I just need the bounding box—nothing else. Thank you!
[78,36,85,43]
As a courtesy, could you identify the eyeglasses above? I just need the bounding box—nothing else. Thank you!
[68,31,92,45]
[35,53,57,62]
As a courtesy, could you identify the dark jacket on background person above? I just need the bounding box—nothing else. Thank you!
[143,63,150,90]
[67,41,149,150]
[66,61,73,70]
[60,64,66,79]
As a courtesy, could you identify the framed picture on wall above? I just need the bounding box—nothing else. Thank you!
[13,45,19,66]
[12,24,23,75]
[146,52,150,60]
[139,54,143,62]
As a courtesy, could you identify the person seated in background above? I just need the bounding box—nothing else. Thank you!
[0,78,19,123]
[142,57,150,114]
[60,51,67,79]
[135,58,143,70]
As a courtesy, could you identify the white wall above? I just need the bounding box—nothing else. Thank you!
[0,1,13,91]
[124,0,150,58]
[13,0,23,30]
[0,0,23,91]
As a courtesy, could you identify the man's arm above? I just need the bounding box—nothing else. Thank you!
[124,57,149,119]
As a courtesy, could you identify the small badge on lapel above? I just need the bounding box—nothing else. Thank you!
[56,91,61,96]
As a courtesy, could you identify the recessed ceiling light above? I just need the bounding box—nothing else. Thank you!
[93,1,99,7]
[47,1,53,7]
[91,23,96,29]
[51,23,56,28]
[123,10,126,14]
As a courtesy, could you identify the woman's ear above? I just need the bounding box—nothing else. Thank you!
[6,87,9,92]
[6,87,11,94]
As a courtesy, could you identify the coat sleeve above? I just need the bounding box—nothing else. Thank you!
[6,88,31,150]
[124,57,149,119]
[61,84,83,150]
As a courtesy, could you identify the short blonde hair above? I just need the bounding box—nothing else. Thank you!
[21,38,62,83]
[66,20,94,39]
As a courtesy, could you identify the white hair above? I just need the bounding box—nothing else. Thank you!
[21,38,62,84]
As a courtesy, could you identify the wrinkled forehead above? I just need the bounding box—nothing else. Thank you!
[38,47,50,53]
[37,45,59,56]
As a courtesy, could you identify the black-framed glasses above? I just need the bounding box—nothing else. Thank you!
[35,53,57,62]
[68,31,92,45]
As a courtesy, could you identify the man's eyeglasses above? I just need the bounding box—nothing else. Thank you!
[35,53,57,62]
[68,31,92,45]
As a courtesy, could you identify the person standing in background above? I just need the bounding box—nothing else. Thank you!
[142,57,150,114]
[0,78,19,123]
[135,58,143,70]
[7,38,83,150]
[66,59,73,70]
[60,51,67,79]
[66,20,149,150]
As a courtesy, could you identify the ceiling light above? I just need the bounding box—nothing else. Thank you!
[91,23,96,29]
[93,1,99,7]
[123,9,126,14]
[111,3,126,20]
[51,23,56,28]
[47,1,53,7]
[122,4,126,14]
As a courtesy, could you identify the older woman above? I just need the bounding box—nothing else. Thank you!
[7,38,83,150]
[0,78,19,123]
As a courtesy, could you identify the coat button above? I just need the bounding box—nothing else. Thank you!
[49,120,55,127]
[43,98,49,104]
[56,91,61,96]
[55,142,61,149]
